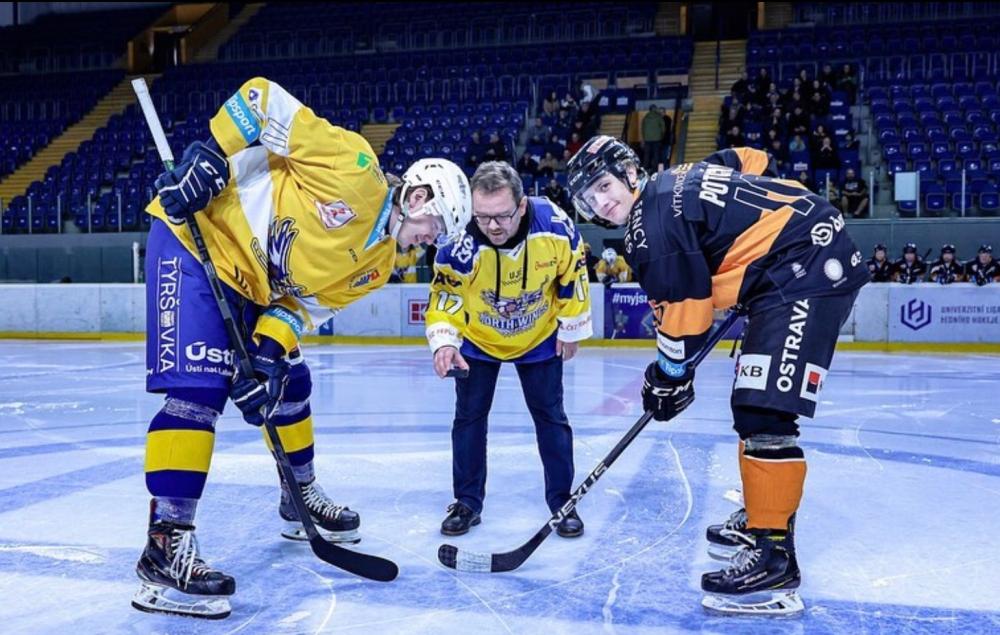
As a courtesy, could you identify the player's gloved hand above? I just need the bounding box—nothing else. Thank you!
[642,361,695,421]
[154,140,230,224]
[230,337,289,426]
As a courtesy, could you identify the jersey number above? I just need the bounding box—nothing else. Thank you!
[436,292,464,315]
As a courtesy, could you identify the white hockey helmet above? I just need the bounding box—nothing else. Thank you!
[396,158,472,246]
[602,247,617,263]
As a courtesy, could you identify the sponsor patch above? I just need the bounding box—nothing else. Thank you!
[350,268,381,289]
[734,353,771,391]
[824,258,844,282]
[316,199,356,230]
[656,333,685,361]
[799,363,827,401]
[224,91,260,143]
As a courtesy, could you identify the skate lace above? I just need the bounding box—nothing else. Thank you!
[302,481,345,520]
[725,540,762,576]
[723,508,747,531]
[168,529,212,587]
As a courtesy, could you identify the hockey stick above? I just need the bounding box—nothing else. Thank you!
[438,310,741,573]
[132,78,398,583]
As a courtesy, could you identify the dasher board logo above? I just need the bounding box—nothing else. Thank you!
[408,299,427,325]
[900,298,932,330]
[316,199,356,230]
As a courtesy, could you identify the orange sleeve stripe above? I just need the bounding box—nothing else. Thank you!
[733,147,772,176]
[654,297,714,337]
[712,206,794,308]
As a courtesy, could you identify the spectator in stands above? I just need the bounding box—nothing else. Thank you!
[769,138,788,173]
[544,177,570,211]
[809,80,830,117]
[839,168,868,218]
[725,125,745,148]
[797,68,811,89]
[546,133,565,160]
[561,91,579,115]
[755,67,771,96]
[660,110,673,167]
[526,117,550,146]
[720,103,745,132]
[867,244,892,282]
[555,108,574,138]
[538,152,559,178]
[892,242,926,284]
[731,69,749,102]
[841,131,860,152]
[789,134,807,154]
[582,242,599,282]
[484,132,509,163]
[796,170,813,192]
[558,149,572,173]
[965,244,999,285]
[577,101,599,139]
[516,152,539,177]
[641,104,667,172]
[819,63,838,89]
[579,80,596,107]
[814,136,840,170]
[543,91,560,116]
[788,105,809,136]
[810,124,830,153]
[928,244,963,285]
[466,131,487,169]
[838,64,857,104]
[766,107,786,138]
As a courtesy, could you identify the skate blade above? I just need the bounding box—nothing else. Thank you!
[132,582,231,620]
[706,543,740,561]
[702,590,804,616]
[281,522,361,544]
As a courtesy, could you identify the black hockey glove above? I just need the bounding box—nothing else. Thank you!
[642,361,695,421]
[154,140,230,224]
[230,337,289,426]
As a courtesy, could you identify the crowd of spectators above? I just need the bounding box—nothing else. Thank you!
[722,63,863,212]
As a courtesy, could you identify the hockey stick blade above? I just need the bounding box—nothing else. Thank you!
[311,534,399,582]
[438,312,740,574]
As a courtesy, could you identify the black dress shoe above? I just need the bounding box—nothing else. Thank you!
[441,502,481,536]
[555,509,584,538]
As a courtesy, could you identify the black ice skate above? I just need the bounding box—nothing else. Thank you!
[279,477,361,543]
[701,529,804,616]
[705,507,748,560]
[132,521,235,620]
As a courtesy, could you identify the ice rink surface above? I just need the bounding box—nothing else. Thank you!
[0,340,998,635]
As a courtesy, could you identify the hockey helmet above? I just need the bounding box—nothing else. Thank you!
[903,242,918,255]
[566,135,645,228]
[602,247,617,263]
[397,158,472,246]
[873,243,887,253]
[979,243,993,254]
[941,244,956,255]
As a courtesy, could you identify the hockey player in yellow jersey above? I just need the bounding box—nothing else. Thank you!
[595,246,632,284]
[393,244,424,283]
[134,77,471,619]
[426,161,592,538]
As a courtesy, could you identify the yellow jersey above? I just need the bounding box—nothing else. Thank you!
[145,77,397,352]
[426,197,592,362]
[596,257,633,283]
[394,245,424,283]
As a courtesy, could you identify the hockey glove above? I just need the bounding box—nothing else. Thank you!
[230,336,289,426]
[642,361,695,422]
[154,140,230,224]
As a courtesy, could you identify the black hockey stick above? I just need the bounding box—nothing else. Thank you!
[132,79,398,583]
[438,310,740,573]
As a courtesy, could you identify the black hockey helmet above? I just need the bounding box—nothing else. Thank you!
[874,243,887,253]
[903,242,918,254]
[566,135,645,228]
[941,243,956,254]
[979,243,993,254]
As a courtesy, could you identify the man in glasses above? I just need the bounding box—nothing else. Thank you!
[426,161,593,538]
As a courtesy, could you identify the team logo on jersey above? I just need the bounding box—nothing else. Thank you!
[269,218,307,297]
[350,268,381,288]
[479,288,548,336]
[316,199,356,230]
[799,363,827,401]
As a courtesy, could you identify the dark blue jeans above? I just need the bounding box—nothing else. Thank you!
[452,354,574,515]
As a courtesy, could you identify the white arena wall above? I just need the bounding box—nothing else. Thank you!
[0,283,998,344]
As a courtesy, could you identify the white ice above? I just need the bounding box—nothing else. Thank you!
[0,341,998,634]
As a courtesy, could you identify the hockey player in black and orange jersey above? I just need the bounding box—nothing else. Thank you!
[867,243,892,282]
[965,244,999,285]
[928,244,963,284]
[567,137,868,615]
[892,242,927,283]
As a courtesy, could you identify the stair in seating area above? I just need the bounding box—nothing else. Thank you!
[0,75,158,203]
[598,113,628,139]
[762,2,794,30]
[682,39,745,163]
[360,123,400,155]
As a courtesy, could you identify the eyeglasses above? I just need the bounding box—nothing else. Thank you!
[472,207,519,227]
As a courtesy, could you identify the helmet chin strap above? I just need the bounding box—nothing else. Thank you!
[389,186,406,242]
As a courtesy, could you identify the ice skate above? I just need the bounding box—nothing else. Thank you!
[701,529,804,616]
[132,521,235,620]
[279,477,361,544]
[705,507,749,560]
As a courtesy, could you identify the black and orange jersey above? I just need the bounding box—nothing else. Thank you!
[623,147,868,378]
[927,259,963,284]
[892,258,926,284]
[965,257,1000,285]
